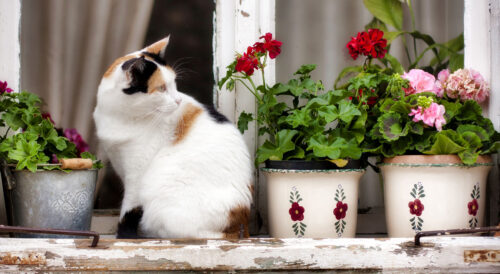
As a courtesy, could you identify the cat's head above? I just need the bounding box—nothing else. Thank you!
[97,36,182,116]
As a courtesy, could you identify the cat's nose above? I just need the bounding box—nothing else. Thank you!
[175,96,182,105]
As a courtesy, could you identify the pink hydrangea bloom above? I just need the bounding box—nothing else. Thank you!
[401,69,438,96]
[409,103,446,131]
[445,69,489,103]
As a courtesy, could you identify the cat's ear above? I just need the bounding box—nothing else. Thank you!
[144,36,170,60]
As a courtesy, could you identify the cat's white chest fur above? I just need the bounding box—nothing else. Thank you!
[93,38,252,238]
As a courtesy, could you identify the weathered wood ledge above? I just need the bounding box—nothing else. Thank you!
[0,237,498,272]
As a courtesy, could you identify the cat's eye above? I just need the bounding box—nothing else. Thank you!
[159,84,167,92]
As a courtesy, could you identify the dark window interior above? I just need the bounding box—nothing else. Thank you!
[145,0,215,106]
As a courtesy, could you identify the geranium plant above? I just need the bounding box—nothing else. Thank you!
[219,33,366,166]
[339,26,499,164]
[0,81,102,172]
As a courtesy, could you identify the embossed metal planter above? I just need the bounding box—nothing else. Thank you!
[262,167,365,238]
[379,155,493,238]
[10,169,97,238]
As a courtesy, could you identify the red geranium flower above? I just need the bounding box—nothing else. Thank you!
[253,32,282,59]
[408,199,424,216]
[0,81,13,94]
[367,29,387,58]
[468,199,479,216]
[289,202,305,221]
[346,36,360,60]
[367,96,378,106]
[42,112,56,125]
[346,29,387,60]
[235,47,259,76]
[333,201,348,220]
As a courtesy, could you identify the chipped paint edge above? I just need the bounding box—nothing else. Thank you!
[0,237,498,271]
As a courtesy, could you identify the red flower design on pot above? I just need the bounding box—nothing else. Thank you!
[468,199,479,216]
[289,202,305,222]
[333,201,348,220]
[408,199,424,216]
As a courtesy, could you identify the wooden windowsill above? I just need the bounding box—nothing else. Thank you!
[0,237,499,272]
[1,210,498,271]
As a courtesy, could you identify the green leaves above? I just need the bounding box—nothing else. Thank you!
[256,129,298,164]
[307,135,362,160]
[363,0,403,30]
[237,112,253,134]
[423,131,466,155]
[4,133,49,172]
[0,91,100,171]
[294,64,317,76]
[222,60,367,164]
[378,113,408,141]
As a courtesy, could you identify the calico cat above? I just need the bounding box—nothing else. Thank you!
[93,37,253,239]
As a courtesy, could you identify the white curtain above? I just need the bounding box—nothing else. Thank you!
[20,0,154,150]
[276,0,464,89]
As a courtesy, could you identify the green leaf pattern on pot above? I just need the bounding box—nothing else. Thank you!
[289,186,306,237]
[409,182,425,232]
[333,184,348,237]
[468,182,480,228]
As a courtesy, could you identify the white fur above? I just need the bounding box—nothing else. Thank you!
[93,50,252,238]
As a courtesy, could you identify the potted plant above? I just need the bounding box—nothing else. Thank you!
[337,0,500,237]
[0,81,103,237]
[219,34,367,238]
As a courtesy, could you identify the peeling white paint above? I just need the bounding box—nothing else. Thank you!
[0,237,498,271]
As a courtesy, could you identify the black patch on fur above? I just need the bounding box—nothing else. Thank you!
[122,57,158,95]
[142,52,167,66]
[205,105,230,123]
[117,206,143,239]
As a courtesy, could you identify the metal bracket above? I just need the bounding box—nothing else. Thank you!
[415,226,500,246]
[0,225,100,247]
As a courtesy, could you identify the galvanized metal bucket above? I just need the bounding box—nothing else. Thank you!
[9,169,97,238]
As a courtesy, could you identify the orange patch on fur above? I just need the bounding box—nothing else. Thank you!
[146,39,168,55]
[103,55,135,78]
[223,206,250,239]
[173,103,203,144]
[147,69,165,93]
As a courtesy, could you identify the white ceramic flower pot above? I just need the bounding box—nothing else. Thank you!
[379,155,493,237]
[262,168,365,238]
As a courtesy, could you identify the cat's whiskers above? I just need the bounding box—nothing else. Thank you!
[170,58,197,81]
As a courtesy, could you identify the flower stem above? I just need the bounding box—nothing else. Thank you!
[2,127,11,140]
[235,78,262,104]
[260,54,268,89]
[408,0,418,61]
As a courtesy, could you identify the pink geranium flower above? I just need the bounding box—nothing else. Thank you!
[409,102,446,131]
[401,69,439,96]
[64,128,89,156]
[0,81,13,94]
[434,69,450,97]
